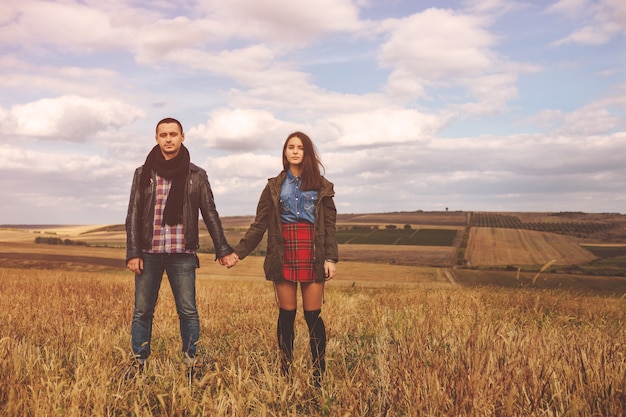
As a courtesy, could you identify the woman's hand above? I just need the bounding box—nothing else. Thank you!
[220,252,239,268]
[324,260,336,280]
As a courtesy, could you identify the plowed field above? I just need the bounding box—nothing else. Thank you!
[466,227,597,266]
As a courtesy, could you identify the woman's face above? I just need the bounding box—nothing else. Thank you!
[284,136,304,167]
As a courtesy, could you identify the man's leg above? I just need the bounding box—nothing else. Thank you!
[131,253,164,360]
[166,253,200,360]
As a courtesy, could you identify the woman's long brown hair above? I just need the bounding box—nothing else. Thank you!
[282,131,325,191]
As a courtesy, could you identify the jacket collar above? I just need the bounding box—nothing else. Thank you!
[270,170,334,198]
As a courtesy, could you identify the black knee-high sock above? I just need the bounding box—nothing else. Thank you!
[304,309,326,376]
[277,308,296,374]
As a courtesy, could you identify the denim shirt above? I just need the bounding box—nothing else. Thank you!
[280,170,318,224]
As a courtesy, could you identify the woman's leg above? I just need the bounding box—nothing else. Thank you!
[302,282,326,387]
[274,281,298,375]
[301,282,324,311]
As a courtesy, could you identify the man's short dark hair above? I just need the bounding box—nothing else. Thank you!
[156,118,184,134]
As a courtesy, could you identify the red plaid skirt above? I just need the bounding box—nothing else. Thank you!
[282,222,316,282]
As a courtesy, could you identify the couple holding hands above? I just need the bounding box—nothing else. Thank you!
[125,118,338,387]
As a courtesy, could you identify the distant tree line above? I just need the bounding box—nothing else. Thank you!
[34,236,88,246]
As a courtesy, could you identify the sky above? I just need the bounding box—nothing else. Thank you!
[1,0,625,225]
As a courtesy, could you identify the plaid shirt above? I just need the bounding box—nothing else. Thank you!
[145,175,194,254]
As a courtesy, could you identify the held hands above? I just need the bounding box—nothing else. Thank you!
[219,252,239,268]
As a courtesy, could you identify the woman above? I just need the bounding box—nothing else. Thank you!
[224,131,338,387]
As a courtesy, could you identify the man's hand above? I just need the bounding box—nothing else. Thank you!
[127,257,143,275]
[219,253,239,268]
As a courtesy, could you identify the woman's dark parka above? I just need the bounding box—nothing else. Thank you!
[234,170,338,282]
[125,163,232,263]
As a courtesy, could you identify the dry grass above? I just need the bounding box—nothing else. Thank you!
[1,267,624,416]
[466,228,597,266]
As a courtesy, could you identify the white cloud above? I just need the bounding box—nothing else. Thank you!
[376,6,531,117]
[549,0,626,45]
[528,89,626,135]
[3,95,145,142]
[0,1,137,52]
[0,63,121,97]
[457,73,520,115]
[0,144,133,224]
[138,42,314,95]
[547,0,589,16]
[326,126,626,213]
[0,145,123,177]
[135,16,211,63]
[328,108,445,147]
[379,9,497,81]
[0,1,20,26]
[0,1,625,222]
[135,0,365,65]
[195,0,363,46]
[462,0,525,15]
[189,108,298,151]
[201,153,282,212]
[559,107,619,135]
[208,153,279,177]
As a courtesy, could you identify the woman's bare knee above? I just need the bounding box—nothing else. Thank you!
[275,281,298,310]
[301,282,324,311]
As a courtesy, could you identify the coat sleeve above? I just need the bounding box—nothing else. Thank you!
[125,167,144,263]
[322,186,339,263]
[233,183,272,259]
[197,169,233,259]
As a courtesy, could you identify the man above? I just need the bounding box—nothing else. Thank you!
[125,117,234,369]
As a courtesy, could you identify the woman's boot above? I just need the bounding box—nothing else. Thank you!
[277,308,296,376]
[304,309,326,387]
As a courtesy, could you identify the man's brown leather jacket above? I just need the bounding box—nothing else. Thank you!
[125,163,232,263]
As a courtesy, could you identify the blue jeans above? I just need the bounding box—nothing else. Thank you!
[131,253,199,360]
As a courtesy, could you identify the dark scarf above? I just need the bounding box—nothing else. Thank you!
[140,144,190,226]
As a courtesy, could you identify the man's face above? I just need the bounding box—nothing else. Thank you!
[155,122,185,160]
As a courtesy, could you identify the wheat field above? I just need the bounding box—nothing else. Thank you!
[465,228,597,266]
[1,267,624,416]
